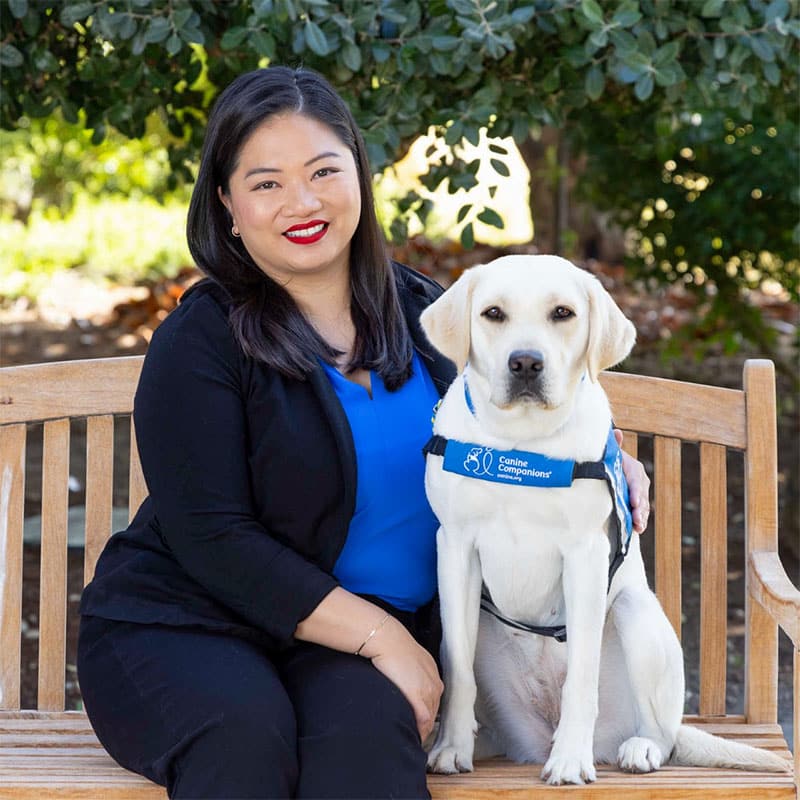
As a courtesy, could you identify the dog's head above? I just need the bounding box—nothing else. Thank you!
[420,255,635,412]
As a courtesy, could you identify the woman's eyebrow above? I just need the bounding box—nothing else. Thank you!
[305,151,341,167]
[244,151,342,179]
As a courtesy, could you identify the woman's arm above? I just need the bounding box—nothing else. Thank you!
[134,292,338,647]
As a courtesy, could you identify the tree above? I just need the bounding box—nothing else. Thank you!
[3,1,797,186]
[2,0,798,352]
[575,102,799,371]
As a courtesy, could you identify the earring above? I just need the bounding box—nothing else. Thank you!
[231,223,240,238]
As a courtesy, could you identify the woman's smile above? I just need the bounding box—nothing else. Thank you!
[284,220,329,244]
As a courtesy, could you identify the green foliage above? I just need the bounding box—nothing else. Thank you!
[0,196,192,297]
[574,104,799,357]
[3,0,797,183]
[0,113,189,219]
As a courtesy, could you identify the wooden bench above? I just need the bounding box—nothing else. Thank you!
[0,355,797,799]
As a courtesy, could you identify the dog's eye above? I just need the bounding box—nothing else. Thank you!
[551,306,575,321]
[481,306,506,322]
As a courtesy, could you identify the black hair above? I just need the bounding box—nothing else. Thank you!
[186,66,412,389]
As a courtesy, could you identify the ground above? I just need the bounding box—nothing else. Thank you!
[3,247,797,748]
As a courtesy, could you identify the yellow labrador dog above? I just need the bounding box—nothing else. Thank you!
[422,255,787,784]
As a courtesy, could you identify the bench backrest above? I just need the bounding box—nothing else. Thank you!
[0,356,780,725]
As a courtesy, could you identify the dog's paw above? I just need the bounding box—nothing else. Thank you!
[427,743,474,774]
[541,746,596,785]
[427,726,476,775]
[617,737,663,773]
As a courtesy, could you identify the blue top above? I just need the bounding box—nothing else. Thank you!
[321,351,441,611]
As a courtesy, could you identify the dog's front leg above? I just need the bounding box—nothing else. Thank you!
[427,525,483,774]
[542,533,609,785]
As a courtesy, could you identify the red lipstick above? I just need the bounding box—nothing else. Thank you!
[283,220,329,245]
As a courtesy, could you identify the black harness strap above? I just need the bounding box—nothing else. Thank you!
[422,434,448,457]
[480,590,567,642]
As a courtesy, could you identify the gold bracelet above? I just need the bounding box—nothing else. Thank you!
[354,613,390,656]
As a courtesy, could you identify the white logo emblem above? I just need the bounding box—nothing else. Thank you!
[464,446,494,476]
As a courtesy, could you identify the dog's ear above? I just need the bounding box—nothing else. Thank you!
[583,272,636,382]
[420,267,476,371]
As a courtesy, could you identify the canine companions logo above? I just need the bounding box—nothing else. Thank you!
[464,447,494,477]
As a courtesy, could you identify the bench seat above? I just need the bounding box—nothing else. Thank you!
[1,711,793,799]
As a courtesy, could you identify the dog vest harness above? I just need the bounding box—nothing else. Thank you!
[423,376,633,643]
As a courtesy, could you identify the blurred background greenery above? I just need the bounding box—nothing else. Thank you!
[1,0,798,375]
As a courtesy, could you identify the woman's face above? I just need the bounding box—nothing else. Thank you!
[218,113,362,289]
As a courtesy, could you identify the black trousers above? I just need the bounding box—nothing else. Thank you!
[77,611,435,800]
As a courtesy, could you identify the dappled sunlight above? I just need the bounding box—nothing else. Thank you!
[375,127,533,245]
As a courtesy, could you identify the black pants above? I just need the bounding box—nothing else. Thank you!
[77,613,434,800]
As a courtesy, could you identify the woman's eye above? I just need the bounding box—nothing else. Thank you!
[313,167,338,178]
[552,306,575,321]
[481,306,506,322]
[254,180,278,190]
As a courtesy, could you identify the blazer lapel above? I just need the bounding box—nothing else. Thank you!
[308,364,357,525]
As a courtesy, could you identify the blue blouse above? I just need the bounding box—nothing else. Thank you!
[321,351,441,611]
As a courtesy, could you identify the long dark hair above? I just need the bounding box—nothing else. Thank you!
[187,66,412,389]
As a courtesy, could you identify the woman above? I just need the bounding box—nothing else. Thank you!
[77,66,651,800]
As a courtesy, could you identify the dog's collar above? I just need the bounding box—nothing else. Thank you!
[423,376,633,643]
[463,372,477,416]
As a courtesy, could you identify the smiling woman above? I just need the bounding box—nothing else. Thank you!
[74,65,456,800]
[184,67,414,389]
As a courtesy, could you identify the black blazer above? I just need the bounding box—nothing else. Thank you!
[79,263,456,652]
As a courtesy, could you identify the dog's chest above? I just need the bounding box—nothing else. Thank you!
[471,480,611,622]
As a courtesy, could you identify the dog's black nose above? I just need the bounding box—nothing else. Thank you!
[508,350,544,377]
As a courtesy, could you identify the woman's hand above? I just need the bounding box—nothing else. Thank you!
[362,617,443,742]
[615,429,651,534]
[294,588,443,741]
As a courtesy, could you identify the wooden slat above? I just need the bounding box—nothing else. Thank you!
[0,423,26,711]
[619,430,637,461]
[601,371,746,449]
[700,442,728,716]
[38,419,70,712]
[128,422,147,523]
[0,362,745,445]
[743,361,779,725]
[0,357,142,425]
[654,436,682,640]
[84,416,114,586]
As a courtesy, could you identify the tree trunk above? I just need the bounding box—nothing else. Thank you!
[518,128,560,254]
[518,127,627,263]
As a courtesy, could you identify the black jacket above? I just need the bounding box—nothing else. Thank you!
[80,263,456,652]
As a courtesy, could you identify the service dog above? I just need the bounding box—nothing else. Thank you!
[422,255,787,784]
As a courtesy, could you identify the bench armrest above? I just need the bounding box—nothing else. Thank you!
[748,550,800,647]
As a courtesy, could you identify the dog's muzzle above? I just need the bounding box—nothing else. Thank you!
[507,349,546,401]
